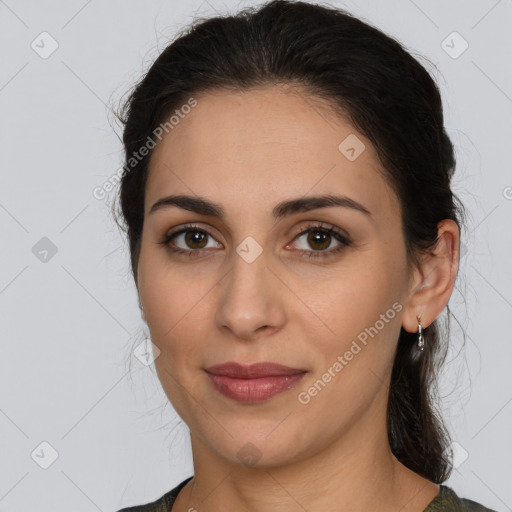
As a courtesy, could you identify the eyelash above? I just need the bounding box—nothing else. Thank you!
[158,222,352,260]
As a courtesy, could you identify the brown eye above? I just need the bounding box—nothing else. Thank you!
[183,230,209,249]
[306,230,331,250]
[159,224,222,257]
[291,224,351,259]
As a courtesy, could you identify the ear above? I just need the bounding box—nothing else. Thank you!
[401,219,460,333]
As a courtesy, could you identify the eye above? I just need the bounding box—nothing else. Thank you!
[158,222,351,259]
[158,223,222,257]
[288,222,352,259]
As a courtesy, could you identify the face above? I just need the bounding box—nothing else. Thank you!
[137,85,413,468]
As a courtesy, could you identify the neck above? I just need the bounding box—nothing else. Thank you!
[172,401,439,512]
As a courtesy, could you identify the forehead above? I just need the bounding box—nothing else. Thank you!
[145,85,398,223]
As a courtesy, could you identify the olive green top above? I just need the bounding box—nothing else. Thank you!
[117,476,497,511]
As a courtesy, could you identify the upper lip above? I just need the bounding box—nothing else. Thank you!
[205,362,307,379]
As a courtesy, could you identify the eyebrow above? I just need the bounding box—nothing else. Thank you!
[149,193,373,220]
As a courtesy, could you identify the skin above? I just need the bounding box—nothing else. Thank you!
[136,84,460,512]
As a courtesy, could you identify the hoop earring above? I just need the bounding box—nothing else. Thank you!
[417,314,424,352]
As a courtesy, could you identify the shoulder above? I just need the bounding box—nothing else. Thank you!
[424,485,498,512]
[116,476,193,512]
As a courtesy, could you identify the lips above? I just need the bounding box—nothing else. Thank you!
[204,361,307,378]
[204,362,307,402]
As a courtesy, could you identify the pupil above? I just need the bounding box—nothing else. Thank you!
[186,231,207,248]
[309,231,329,250]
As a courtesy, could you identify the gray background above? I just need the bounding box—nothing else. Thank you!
[0,0,511,511]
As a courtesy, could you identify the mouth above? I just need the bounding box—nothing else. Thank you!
[204,361,307,403]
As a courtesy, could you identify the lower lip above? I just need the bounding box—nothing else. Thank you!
[206,372,307,402]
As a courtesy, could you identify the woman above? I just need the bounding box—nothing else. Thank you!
[114,1,496,510]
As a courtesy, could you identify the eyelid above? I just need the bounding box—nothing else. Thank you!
[163,223,223,250]
[289,221,350,242]
[164,222,223,243]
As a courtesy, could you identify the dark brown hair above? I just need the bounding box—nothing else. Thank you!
[113,0,467,483]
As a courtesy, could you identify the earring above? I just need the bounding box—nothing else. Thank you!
[417,314,424,352]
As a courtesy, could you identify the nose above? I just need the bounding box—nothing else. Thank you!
[214,247,286,341]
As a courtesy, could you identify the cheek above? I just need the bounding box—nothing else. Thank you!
[299,254,404,375]
[294,269,403,425]
[137,249,216,379]
[302,259,397,332]
[138,242,197,336]
[141,275,205,349]
[138,260,205,413]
